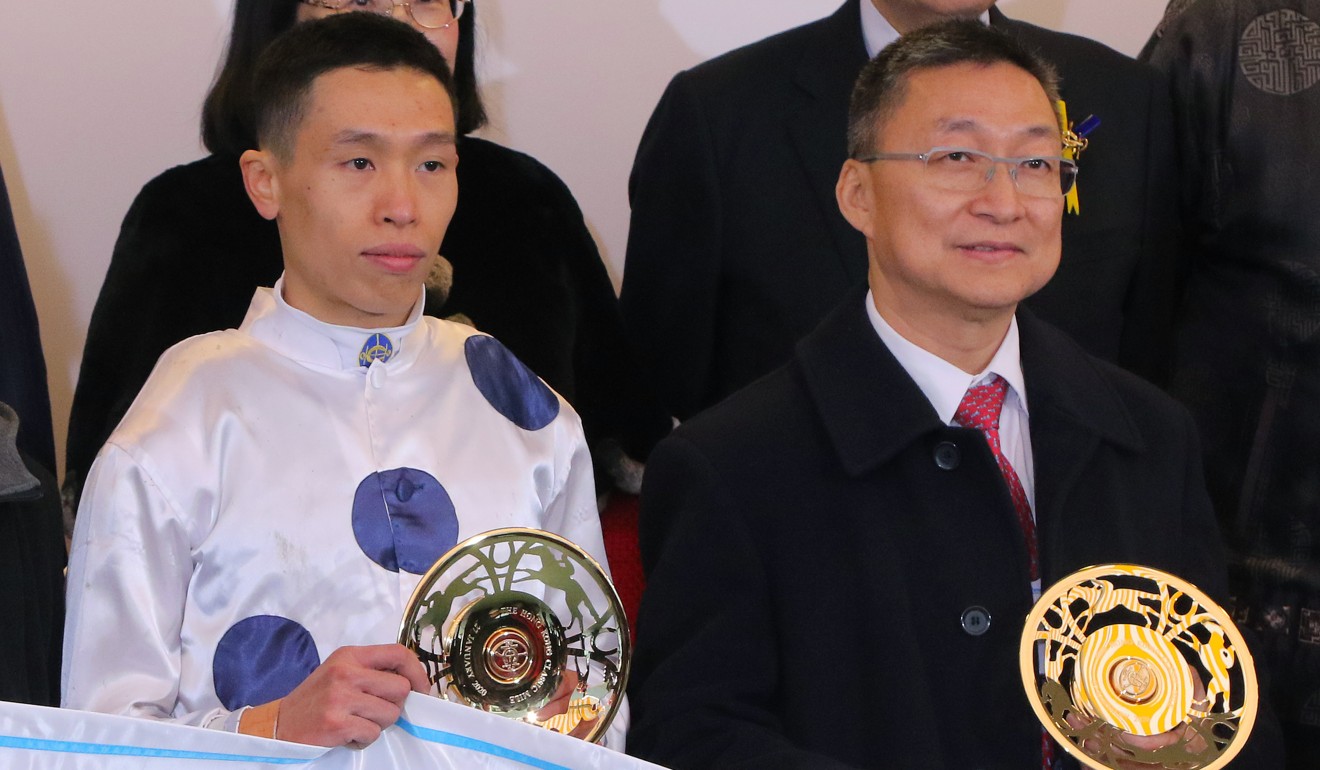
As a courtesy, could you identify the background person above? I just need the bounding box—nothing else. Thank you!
[1143,1,1320,764]
[0,161,64,707]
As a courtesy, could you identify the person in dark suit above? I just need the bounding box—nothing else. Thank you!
[0,162,65,706]
[626,21,1280,769]
[0,403,64,707]
[1143,2,1320,764]
[0,164,55,475]
[621,0,1181,422]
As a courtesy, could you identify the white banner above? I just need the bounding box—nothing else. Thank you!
[0,694,663,770]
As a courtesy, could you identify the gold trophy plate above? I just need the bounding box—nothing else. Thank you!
[1020,564,1258,770]
[398,528,630,743]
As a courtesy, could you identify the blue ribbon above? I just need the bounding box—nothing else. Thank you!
[0,734,310,764]
[396,718,571,770]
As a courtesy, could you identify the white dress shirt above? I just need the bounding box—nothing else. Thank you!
[860,2,991,59]
[864,290,1035,508]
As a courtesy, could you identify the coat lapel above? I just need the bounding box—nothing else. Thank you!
[1018,310,1145,581]
[799,297,1148,587]
[796,288,944,477]
[787,0,870,281]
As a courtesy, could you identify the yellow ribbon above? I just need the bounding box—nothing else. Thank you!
[1057,99,1080,215]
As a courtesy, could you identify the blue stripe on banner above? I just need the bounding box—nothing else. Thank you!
[396,719,570,770]
[0,734,312,764]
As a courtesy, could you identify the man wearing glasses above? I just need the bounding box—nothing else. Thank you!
[621,0,1181,427]
[627,21,1280,769]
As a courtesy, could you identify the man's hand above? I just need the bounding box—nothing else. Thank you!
[1063,674,1210,769]
[534,671,599,740]
[240,644,430,747]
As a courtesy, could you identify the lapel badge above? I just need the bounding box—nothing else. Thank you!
[359,333,395,367]
[1057,100,1100,216]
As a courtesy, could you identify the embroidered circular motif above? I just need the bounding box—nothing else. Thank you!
[352,467,459,574]
[1239,10,1320,96]
[213,615,321,711]
[464,335,560,431]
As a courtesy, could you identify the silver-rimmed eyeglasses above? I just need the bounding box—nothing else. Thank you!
[856,147,1078,198]
[300,0,469,30]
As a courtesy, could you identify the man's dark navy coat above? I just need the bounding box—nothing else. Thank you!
[627,293,1282,768]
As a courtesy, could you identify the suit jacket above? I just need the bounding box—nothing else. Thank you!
[627,291,1281,768]
[0,163,55,474]
[0,411,65,707]
[1143,2,1320,762]
[621,0,1182,421]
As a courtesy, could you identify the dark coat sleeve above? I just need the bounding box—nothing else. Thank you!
[0,164,56,474]
[439,138,672,471]
[65,157,282,499]
[1168,400,1286,770]
[1178,412,1287,770]
[0,451,66,706]
[620,72,725,421]
[628,433,857,770]
[538,158,672,463]
[66,176,189,492]
[1115,64,1185,386]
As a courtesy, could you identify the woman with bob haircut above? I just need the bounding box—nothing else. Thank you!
[66,0,669,505]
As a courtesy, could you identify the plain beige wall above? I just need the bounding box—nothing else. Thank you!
[0,0,1167,478]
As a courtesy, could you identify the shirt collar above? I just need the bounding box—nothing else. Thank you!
[864,289,1028,424]
[240,274,426,372]
[861,2,991,59]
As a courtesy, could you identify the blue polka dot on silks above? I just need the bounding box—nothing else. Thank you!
[352,468,459,574]
[214,615,321,711]
[464,335,559,431]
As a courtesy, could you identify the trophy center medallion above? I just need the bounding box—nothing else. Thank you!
[441,592,568,713]
[1109,656,1160,706]
[485,628,534,685]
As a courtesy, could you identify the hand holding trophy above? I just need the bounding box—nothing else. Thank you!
[1021,565,1258,769]
[398,528,630,743]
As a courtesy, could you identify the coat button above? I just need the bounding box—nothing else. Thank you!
[961,606,991,636]
[933,441,960,470]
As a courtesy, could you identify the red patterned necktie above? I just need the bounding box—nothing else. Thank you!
[954,375,1039,581]
[955,375,1057,769]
